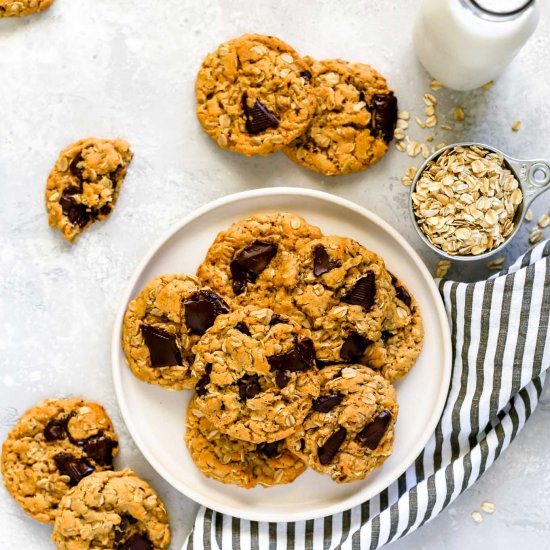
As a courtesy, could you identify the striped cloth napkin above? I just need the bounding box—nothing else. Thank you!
[184,240,550,550]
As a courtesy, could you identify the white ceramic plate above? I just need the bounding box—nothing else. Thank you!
[112,187,452,523]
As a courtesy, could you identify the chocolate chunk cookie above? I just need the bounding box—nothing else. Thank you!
[191,306,320,443]
[283,236,395,362]
[122,274,231,390]
[196,34,316,156]
[1,398,118,523]
[51,468,170,549]
[362,281,424,381]
[196,212,322,307]
[283,58,397,176]
[185,396,306,488]
[288,365,398,482]
[46,138,133,242]
[0,0,53,17]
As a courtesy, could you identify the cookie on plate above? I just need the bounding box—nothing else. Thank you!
[283,58,397,176]
[196,34,316,156]
[122,274,231,391]
[362,278,423,381]
[45,137,133,242]
[196,212,322,307]
[191,306,320,443]
[185,396,306,488]
[0,0,53,17]
[51,468,170,549]
[282,236,395,363]
[288,364,398,482]
[1,398,118,523]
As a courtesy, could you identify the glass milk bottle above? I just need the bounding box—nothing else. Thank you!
[414,0,540,91]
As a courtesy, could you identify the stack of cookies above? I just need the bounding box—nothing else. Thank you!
[195,34,398,176]
[1,398,171,549]
[122,212,424,488]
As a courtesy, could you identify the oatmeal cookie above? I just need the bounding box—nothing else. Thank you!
[282,236,394,363]
[283,58,397,176]
[122,274,231,391]
[51,469,170,549]
[191,306,320,443]
[1,398,118,523]
[45,138,133,242]
[196,34,316,156]
[288,364,398,482]
[197,212,322,307]
[185,396,306,488]
[0,0,53,17]
[362,286,424,381]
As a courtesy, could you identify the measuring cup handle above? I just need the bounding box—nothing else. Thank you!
[516,159,550,206]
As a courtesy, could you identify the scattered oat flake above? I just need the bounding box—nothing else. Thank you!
[454,106,465,121]
[430,79,444,90]
[394,128,406,140]
[398,111,410,121]
[395,140,406,152]
[487,256,505,270]
[538,213,550,228]
[472,511,483,524]
[482,80,494,91]
[436,259,451,278]
[415,116,426,129]
[440,124,454,131]
[529,227,543,244]
[512,120,522,132]
[525,209,533,221]
[425,105,436,117]
[407,141,422,158]
[427,135,434,142]
[481,501,496,514]
[423,93,438,106]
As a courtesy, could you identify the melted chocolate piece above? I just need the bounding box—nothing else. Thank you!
[342,273,376,311]
[380,330,393,343]
[395,285,412,309]
[312,393,343,413]
[195,364,212,397]
[69,153,86,182]
[267,337,316,373]
[258,441,280,458]
[340,333,371,362]
[114,516,127,543]
[313,245,341,277]
[44,412,75,442]
[140,324,181,367]
[275,370,289,389]
[242,94,280,134]
[97,203,113,217]
[370,92,398,143]
[118,533,152,550]
[318,427,347,465]
[269,314,289,326]
[356,411,392,449]
[184,290,229,335]
[83,433,117,466]
[237,374,262,401]
[230,241,278,295]
[234,322,251,336]
[59,190,91,228]
[53,453,94,486]
[300,70,312,82]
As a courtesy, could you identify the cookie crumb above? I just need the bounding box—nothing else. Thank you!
[453,107,465,122]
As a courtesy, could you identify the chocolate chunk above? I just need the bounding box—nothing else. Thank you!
[59,190,91,228]
[44,412,75,442]
[184,290,229,335]
[242,94,280,135]
[258,441,280,458]
[269,314,289,326]
[300,70,312,82]
[97,203,113,217]
[313,245,341,277]
[380,330,393,342]
[234,322,251,336]
[140,324,181,367]
[237,374,262,401]
[230,240,278,295]
[340,332,371,362]
[370,92,398,143]
[356,411,392,449]
[53,453,94,486]
[118,533,152,550]
[359,90,365,103]
[267,337,316,373]
[275,370,289,389]
[195,364,212,397]
[342,273,376,311]
[69,153,85,182]
[298,438,305,452]
[312,393,343,413]
[114,516,128,543]
[318,427,347,465]
[395,285,412,309]
[83,433,117,466]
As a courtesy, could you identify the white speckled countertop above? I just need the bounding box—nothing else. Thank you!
[0,1,549,548]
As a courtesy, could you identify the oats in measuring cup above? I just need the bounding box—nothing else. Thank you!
[412,145,523,255]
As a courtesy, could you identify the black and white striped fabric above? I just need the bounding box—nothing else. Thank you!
[185,240,550,550]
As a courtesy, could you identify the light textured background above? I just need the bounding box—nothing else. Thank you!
[1,1,549,548]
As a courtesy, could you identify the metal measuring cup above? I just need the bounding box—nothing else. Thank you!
[409,142,550,261]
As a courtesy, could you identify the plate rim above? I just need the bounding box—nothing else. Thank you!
[111,186,452,522]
